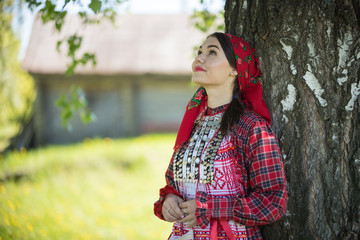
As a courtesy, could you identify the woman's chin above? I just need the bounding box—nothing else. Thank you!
[191,77,206,85]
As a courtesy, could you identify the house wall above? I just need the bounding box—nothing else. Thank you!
[137,77,196,133]
[33,74,196,145]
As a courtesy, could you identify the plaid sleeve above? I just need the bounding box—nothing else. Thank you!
[195,120,287,227]
[154,151,183,220]
[195,191,234,228]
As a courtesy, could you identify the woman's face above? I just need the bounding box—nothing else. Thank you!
[192,37,236,88]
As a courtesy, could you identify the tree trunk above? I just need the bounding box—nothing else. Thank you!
[224,0,360,239]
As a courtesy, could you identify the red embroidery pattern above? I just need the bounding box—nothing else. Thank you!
[171,223,247,240]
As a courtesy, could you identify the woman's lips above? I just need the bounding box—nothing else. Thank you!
[194,66,206,72]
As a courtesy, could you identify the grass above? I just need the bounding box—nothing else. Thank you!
[0,134,177,240]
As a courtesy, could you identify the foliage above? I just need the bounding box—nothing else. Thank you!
[190,0,225,57]
[63,35,97,76]
[0,134,176,239]
[191,0,225,33]
[24,0,126,74]
[21,0,127,130]
[55,86,96,131]
[0,0,35,151]
[4,0,225,136]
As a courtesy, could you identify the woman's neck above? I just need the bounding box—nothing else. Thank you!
[205,85,233,108]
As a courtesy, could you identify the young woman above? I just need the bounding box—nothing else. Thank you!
[154,32,287,240]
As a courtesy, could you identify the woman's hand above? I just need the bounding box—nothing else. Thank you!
[179,199,197,228]
[162,194,185,222]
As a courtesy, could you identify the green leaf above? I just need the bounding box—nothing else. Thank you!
[39,1,67,31]
[191,2,225,33]
[25,0,42,11]
[80,110,96,124]
[56,40,62,53]
[55,86,96,131]
[62,0,71,9]
[55,93,68,108]
[61,107,73,123]
[89,0,102,14]
[67,35,82,57]
[78,11,87,18]
[66,62,77,76]
[80,53,96,65]
[71,87,87,109]
[54,11,67,31]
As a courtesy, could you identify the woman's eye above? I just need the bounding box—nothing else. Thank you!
[209,50,217,55]
[197,50,202,55]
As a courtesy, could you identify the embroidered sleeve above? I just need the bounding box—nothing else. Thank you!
[195,120,287,227]
[154,151,183,220]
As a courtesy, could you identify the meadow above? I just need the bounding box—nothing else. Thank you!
[0,134,176,240]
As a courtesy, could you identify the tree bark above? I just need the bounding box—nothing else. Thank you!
[224,0,360,239]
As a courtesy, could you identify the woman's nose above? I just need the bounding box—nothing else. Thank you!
[195,54,204,63]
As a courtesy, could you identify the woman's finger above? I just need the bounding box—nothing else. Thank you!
[165,213,177,222]
[179,200,196,215]
[163,206,178,222]
[179,213,195,224]
[179,201,187,209]
[162,194,186,221]
[168,208,179,219]
[169,202,184,219]
[181,208,189,217]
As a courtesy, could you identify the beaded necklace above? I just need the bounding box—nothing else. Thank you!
[173,110,224,184]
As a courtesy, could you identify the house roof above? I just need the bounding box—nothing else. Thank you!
[22,14,206,75]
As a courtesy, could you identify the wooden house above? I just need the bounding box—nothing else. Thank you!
[22,14,205,145]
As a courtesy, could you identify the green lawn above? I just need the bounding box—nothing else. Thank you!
[0,134,176,240]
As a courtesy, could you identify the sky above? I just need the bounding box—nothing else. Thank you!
[12,0,225,59]
[115,0,224,14]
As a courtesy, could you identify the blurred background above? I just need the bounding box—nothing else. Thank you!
[0,0,224,239]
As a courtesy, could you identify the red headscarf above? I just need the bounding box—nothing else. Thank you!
[174,33,271,149]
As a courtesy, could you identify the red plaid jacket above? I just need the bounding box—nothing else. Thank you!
[154,112,287,240]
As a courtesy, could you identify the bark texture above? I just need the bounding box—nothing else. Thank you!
[224,0,360,239]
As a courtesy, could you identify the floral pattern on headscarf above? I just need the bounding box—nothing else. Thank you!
[225,33,271,124]
[187,87,206,110]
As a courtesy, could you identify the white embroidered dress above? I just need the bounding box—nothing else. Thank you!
[169,106,247,240]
